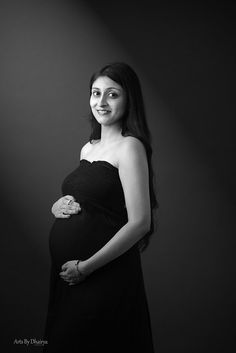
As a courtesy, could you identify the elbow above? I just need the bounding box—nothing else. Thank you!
[140,213,151,234]
[142,219,151,234]
[129,217,151,236]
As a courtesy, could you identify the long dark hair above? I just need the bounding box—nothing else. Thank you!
[88,62,158,251]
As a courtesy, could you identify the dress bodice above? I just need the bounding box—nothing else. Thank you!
[61,159,127,221]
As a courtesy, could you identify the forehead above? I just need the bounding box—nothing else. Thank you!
[92,76,122,91]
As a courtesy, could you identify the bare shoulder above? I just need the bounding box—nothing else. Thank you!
[80,139,101,159]
[80,141,93,159]
[118,136,146,165]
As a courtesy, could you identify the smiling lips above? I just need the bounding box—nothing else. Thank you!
[97,110,111,115]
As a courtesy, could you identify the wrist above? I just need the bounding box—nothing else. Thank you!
[75,260,83,277]
[79,260,94,276]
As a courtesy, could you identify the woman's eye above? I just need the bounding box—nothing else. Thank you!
[91,91,118,98]
[109,92,118,98]
[92,91,100,96]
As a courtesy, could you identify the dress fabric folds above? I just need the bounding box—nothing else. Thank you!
[43,159,155,353]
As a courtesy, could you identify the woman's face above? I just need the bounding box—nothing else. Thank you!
[90,76,127,127]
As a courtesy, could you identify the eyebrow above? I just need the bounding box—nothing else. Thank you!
[91,87,122,91]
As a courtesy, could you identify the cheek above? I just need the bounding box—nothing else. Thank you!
[117,100,126,115]
[90,97,95,108]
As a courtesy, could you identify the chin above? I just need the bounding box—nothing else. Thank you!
[95,115,113,124]
[93,113,122,127]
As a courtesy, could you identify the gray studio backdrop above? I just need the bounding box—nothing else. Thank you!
[0,1,235,352]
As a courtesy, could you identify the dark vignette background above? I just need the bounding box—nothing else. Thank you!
[0,0,235,352]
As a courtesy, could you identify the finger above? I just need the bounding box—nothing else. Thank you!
[59,274,67,279]
[64,208,80,215]
[69,280,79,285]
[56,213,70,218]
[73,202,81,209]
[64,195,75,201]
[59,206,72,214]
[62,208,73,214]
[59,272,67,278]
[62,277,71,283]
[60,268,68,274]
[59,273,70,280]
[69,203,81,212]
[69,280,79,286]
[61,206,80,215]
[61,202,81,212]
[62,202,81,213]
[65,277,78,284]
[56,212,70,218]
[61,263,68,271]
[67,203,80,210]
[72,204,81,212]
[60,205,69,212]
[70,209,80,214]
[63,196,75,205]
[59,270,66,275]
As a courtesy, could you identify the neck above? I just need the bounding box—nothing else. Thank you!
[100,124,122,144]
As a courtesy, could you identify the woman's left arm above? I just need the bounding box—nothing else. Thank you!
[80,137,151,275]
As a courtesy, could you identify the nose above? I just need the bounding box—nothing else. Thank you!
[98,93,108,107]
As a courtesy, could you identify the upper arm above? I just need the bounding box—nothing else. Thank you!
[118,137,151,231]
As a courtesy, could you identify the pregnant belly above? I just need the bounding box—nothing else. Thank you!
[49,207,119,268]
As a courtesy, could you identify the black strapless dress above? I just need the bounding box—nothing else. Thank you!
[43,159,154,353]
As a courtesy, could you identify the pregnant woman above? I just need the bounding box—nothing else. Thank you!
[43,62,158,353]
